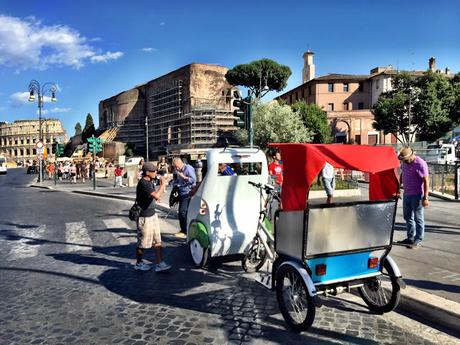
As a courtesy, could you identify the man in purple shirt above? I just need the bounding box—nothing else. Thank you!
[397,147,430,249]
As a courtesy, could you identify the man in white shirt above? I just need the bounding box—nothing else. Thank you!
[320,162,335,204]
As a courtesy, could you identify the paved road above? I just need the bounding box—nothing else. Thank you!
[0,168,458,344]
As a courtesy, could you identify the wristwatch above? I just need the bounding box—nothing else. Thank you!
[422,196,428,201]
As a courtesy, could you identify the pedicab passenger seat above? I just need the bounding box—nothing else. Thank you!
[268,143,400,262]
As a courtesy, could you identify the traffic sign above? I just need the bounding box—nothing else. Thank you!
[36,141,44,149]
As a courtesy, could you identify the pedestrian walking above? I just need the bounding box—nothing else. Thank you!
[70,163,77,184]
[114,165,124,187]
[57,163,63,181]
[172,157,196,238]
[318,162,335,204]
[81,161,87,183]
[397,147,429,249]
[137,159,144,180]
[134,162,171,272]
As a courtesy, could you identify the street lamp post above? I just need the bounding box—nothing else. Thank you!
[28,80,57,183]
[145,116,149,161]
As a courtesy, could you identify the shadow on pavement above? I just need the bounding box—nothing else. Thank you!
[404,279,460,294]
[394,222,460,235]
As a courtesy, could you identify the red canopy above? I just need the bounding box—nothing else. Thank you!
[268,143,400,211]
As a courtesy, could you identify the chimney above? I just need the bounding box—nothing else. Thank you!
[429,57,436,72]
[302,50,315,83]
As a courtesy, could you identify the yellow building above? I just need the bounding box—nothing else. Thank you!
[0,119,67,163]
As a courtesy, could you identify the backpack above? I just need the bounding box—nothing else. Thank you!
[169,185,180,207]
[129,201,142,222]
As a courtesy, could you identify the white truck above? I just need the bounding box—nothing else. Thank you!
[0,155,7,174]
[426,143,459,164]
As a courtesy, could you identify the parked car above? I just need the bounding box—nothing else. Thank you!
[125,157,144,166]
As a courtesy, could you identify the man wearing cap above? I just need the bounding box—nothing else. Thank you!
[398,147,429,249]
[134,162,171,271]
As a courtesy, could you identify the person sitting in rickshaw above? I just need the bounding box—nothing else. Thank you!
[218,163,235,176]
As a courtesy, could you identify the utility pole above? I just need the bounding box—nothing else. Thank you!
[145,116,149,161]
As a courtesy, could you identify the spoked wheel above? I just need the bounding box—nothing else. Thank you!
[189,239,208,268]
[242,235,267,273]
[359,259,401,313]
[276,264,315,332]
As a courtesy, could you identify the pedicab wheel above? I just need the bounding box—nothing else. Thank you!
[189,239,208,268]
[276,264,315,332]
[358,259,401,313]
[242,236,267,273]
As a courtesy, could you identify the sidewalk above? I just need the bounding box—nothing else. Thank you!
[31,178,460,334]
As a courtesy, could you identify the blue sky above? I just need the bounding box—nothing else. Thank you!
[1,0,459,137]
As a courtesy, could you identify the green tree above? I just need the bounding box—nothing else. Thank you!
[413,71,455,142]
[292,101,332,143]
[225,59,291,101]
[82,113,96,142]
[253,102,312,148]
[450,72,460,126]
[372,72,455,144]
[74,122,82,136]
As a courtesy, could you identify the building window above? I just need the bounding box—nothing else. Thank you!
[328,83,334,92]
[301,88,305,98]
[327,103,334,111]
[308,86,312,95]
[358,102,364,109]
[343,83,349,92]
[343,103,349,110]
[358,82,364,92]
[355,135,361,144]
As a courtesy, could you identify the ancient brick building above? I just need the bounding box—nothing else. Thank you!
[99,63,237,158]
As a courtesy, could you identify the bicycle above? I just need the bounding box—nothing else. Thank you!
[241,181,281,273]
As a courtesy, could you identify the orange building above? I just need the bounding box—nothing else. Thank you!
[277,51,395,145]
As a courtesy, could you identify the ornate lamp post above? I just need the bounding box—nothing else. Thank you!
[28,80,57,183]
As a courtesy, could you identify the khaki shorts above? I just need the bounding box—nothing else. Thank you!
[137,214,161,248]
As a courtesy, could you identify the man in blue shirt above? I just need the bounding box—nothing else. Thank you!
[218,163,235,176]
[172,157,197,238]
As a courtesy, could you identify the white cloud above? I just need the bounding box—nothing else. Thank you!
[142,47,157,52]
[10,91,57,107]
[90,51,124,63]
[0,15,123,71]
[40,107,71,115]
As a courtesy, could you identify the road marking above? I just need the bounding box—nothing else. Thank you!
[102,218,134,245]
[65,222,92,252]
[6,225,46,261]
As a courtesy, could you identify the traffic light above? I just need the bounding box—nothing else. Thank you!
[95,138,104,153]
[87,137,95,153]
[54,142,65,157]
[233,98,247,129]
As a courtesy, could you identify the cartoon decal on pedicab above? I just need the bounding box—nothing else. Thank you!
[266,143,404,331]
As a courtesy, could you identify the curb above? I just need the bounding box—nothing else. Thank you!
[70,190,174,215]
[29,184,54,190]
[396,286,460,334]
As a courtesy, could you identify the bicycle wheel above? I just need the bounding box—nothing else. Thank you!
[276,264,315,332]
[358,259,401,313]
[242,235,267,273]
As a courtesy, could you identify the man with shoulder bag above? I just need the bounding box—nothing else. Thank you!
[134,162,171,272]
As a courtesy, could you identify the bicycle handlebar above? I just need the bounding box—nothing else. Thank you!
[248,181,280,199]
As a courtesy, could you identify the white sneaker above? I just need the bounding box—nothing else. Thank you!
[155,261,171,272]
[134,261,151,271]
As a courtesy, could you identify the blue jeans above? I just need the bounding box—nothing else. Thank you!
[178,194,190,234]
[403,194,425,242]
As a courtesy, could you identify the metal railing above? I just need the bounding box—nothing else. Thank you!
[428,162,460,199]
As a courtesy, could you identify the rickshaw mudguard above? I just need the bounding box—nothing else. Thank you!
[188,221,210,249]
[383,255,405,288]
[278,261,317,298]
